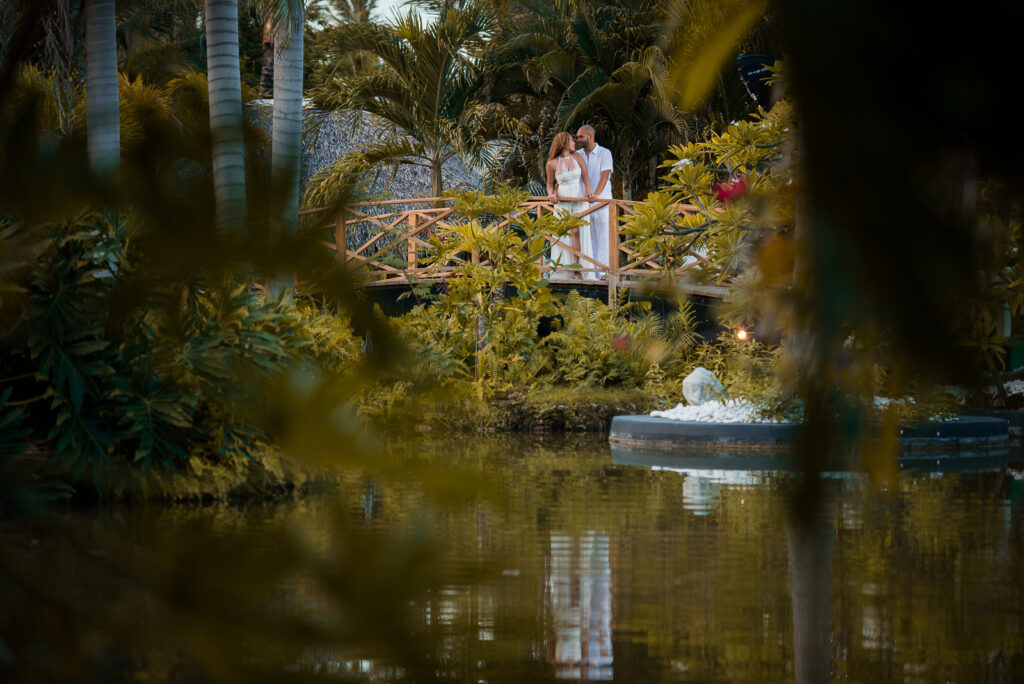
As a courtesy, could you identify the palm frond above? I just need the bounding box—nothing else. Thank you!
[554,65,607,127]
[303,136,427,208]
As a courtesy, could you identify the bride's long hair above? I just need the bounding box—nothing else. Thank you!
[547,132,573,160]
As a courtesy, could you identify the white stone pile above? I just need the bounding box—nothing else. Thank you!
[1001,380,1024,396]
[651,399,789,424]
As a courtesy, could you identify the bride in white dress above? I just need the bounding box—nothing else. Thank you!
[545,132,593,278]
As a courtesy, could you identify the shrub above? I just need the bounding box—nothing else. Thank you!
[1,210,309,494]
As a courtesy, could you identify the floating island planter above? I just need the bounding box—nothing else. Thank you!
[609,368,1010,461]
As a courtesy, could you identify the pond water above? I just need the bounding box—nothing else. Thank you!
[3,434,1023,682]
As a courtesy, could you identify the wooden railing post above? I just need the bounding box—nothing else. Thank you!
[407,211,418,271]
[537,203,546,270]
[607,199,620,306]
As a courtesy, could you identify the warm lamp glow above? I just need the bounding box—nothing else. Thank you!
[735,328,749,341]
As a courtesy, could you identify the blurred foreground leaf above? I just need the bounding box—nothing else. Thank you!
[671,0,766,111]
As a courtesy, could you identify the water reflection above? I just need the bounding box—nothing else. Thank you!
[546,532,613,680]
[651,467,767,515]
[638,458,837,682]
[2,435,1022,682]
[612,442,1017,684]
[361,478,383,521]
[788,508,835,684]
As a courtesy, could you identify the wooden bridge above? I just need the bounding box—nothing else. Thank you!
[300,196,729,303]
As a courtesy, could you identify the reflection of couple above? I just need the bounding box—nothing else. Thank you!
[544,125,613,281]
[546,532,614,680]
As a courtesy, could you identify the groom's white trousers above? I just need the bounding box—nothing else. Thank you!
[582,198,611,280]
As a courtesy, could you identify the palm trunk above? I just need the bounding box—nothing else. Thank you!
[430,158,443,199]
[204,0,247,232]
[84,0,119,179]
[621,151,635,201]
[612,170,624,201]
[270,6,304,295]
[259,18,274,98]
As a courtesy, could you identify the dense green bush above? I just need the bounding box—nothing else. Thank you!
[367,291,704,422]
[1,210,310,496]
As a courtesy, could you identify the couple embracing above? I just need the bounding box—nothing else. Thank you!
[545,125,613,281]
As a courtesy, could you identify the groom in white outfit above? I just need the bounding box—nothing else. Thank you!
[576,125,613,280]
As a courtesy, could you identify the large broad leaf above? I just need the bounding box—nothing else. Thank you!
[671,0,765,111]
[114,374,194,470]
[50,394,112,479]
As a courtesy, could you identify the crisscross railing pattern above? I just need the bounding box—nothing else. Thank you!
[300,196,724,299]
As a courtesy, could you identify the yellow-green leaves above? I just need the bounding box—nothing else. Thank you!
[669,0,766,111]
[662,152,715,198]
[618,191,695,280]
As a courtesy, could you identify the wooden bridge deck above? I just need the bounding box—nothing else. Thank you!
[300,196,729,303]
[359,275,729,300]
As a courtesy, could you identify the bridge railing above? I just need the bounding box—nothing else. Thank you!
[299,196,715,295]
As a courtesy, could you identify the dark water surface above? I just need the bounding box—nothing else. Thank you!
[3,434,1023,682]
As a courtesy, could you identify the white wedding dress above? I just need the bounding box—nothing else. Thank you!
[552,156,593,276]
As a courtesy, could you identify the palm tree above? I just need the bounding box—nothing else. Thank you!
[270,0,304,291]
[114,0,208,83]
[330,0,377,23]
[302,0,378,88]
[204,0,247,231]
[260,18,275,96]
[85,0,120,178]
[311,3,496,198]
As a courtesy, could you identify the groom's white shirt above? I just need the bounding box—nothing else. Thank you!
[581,144,613,198]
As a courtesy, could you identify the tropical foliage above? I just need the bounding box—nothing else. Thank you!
[0,39,337,500]
[619,97,793,289]
[297,0,781,202]
[310,3,500,198]
[0,208,309,494]
[479,0,674,195]
[962,183,1024,378]
[361,288,704,424]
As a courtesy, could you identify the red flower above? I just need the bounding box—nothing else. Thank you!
[611,333,631,352]
[713,176,748,203]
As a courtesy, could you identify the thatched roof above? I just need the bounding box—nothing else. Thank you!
[303,109,483,198]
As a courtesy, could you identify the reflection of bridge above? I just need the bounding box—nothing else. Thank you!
[301,197,729,304]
